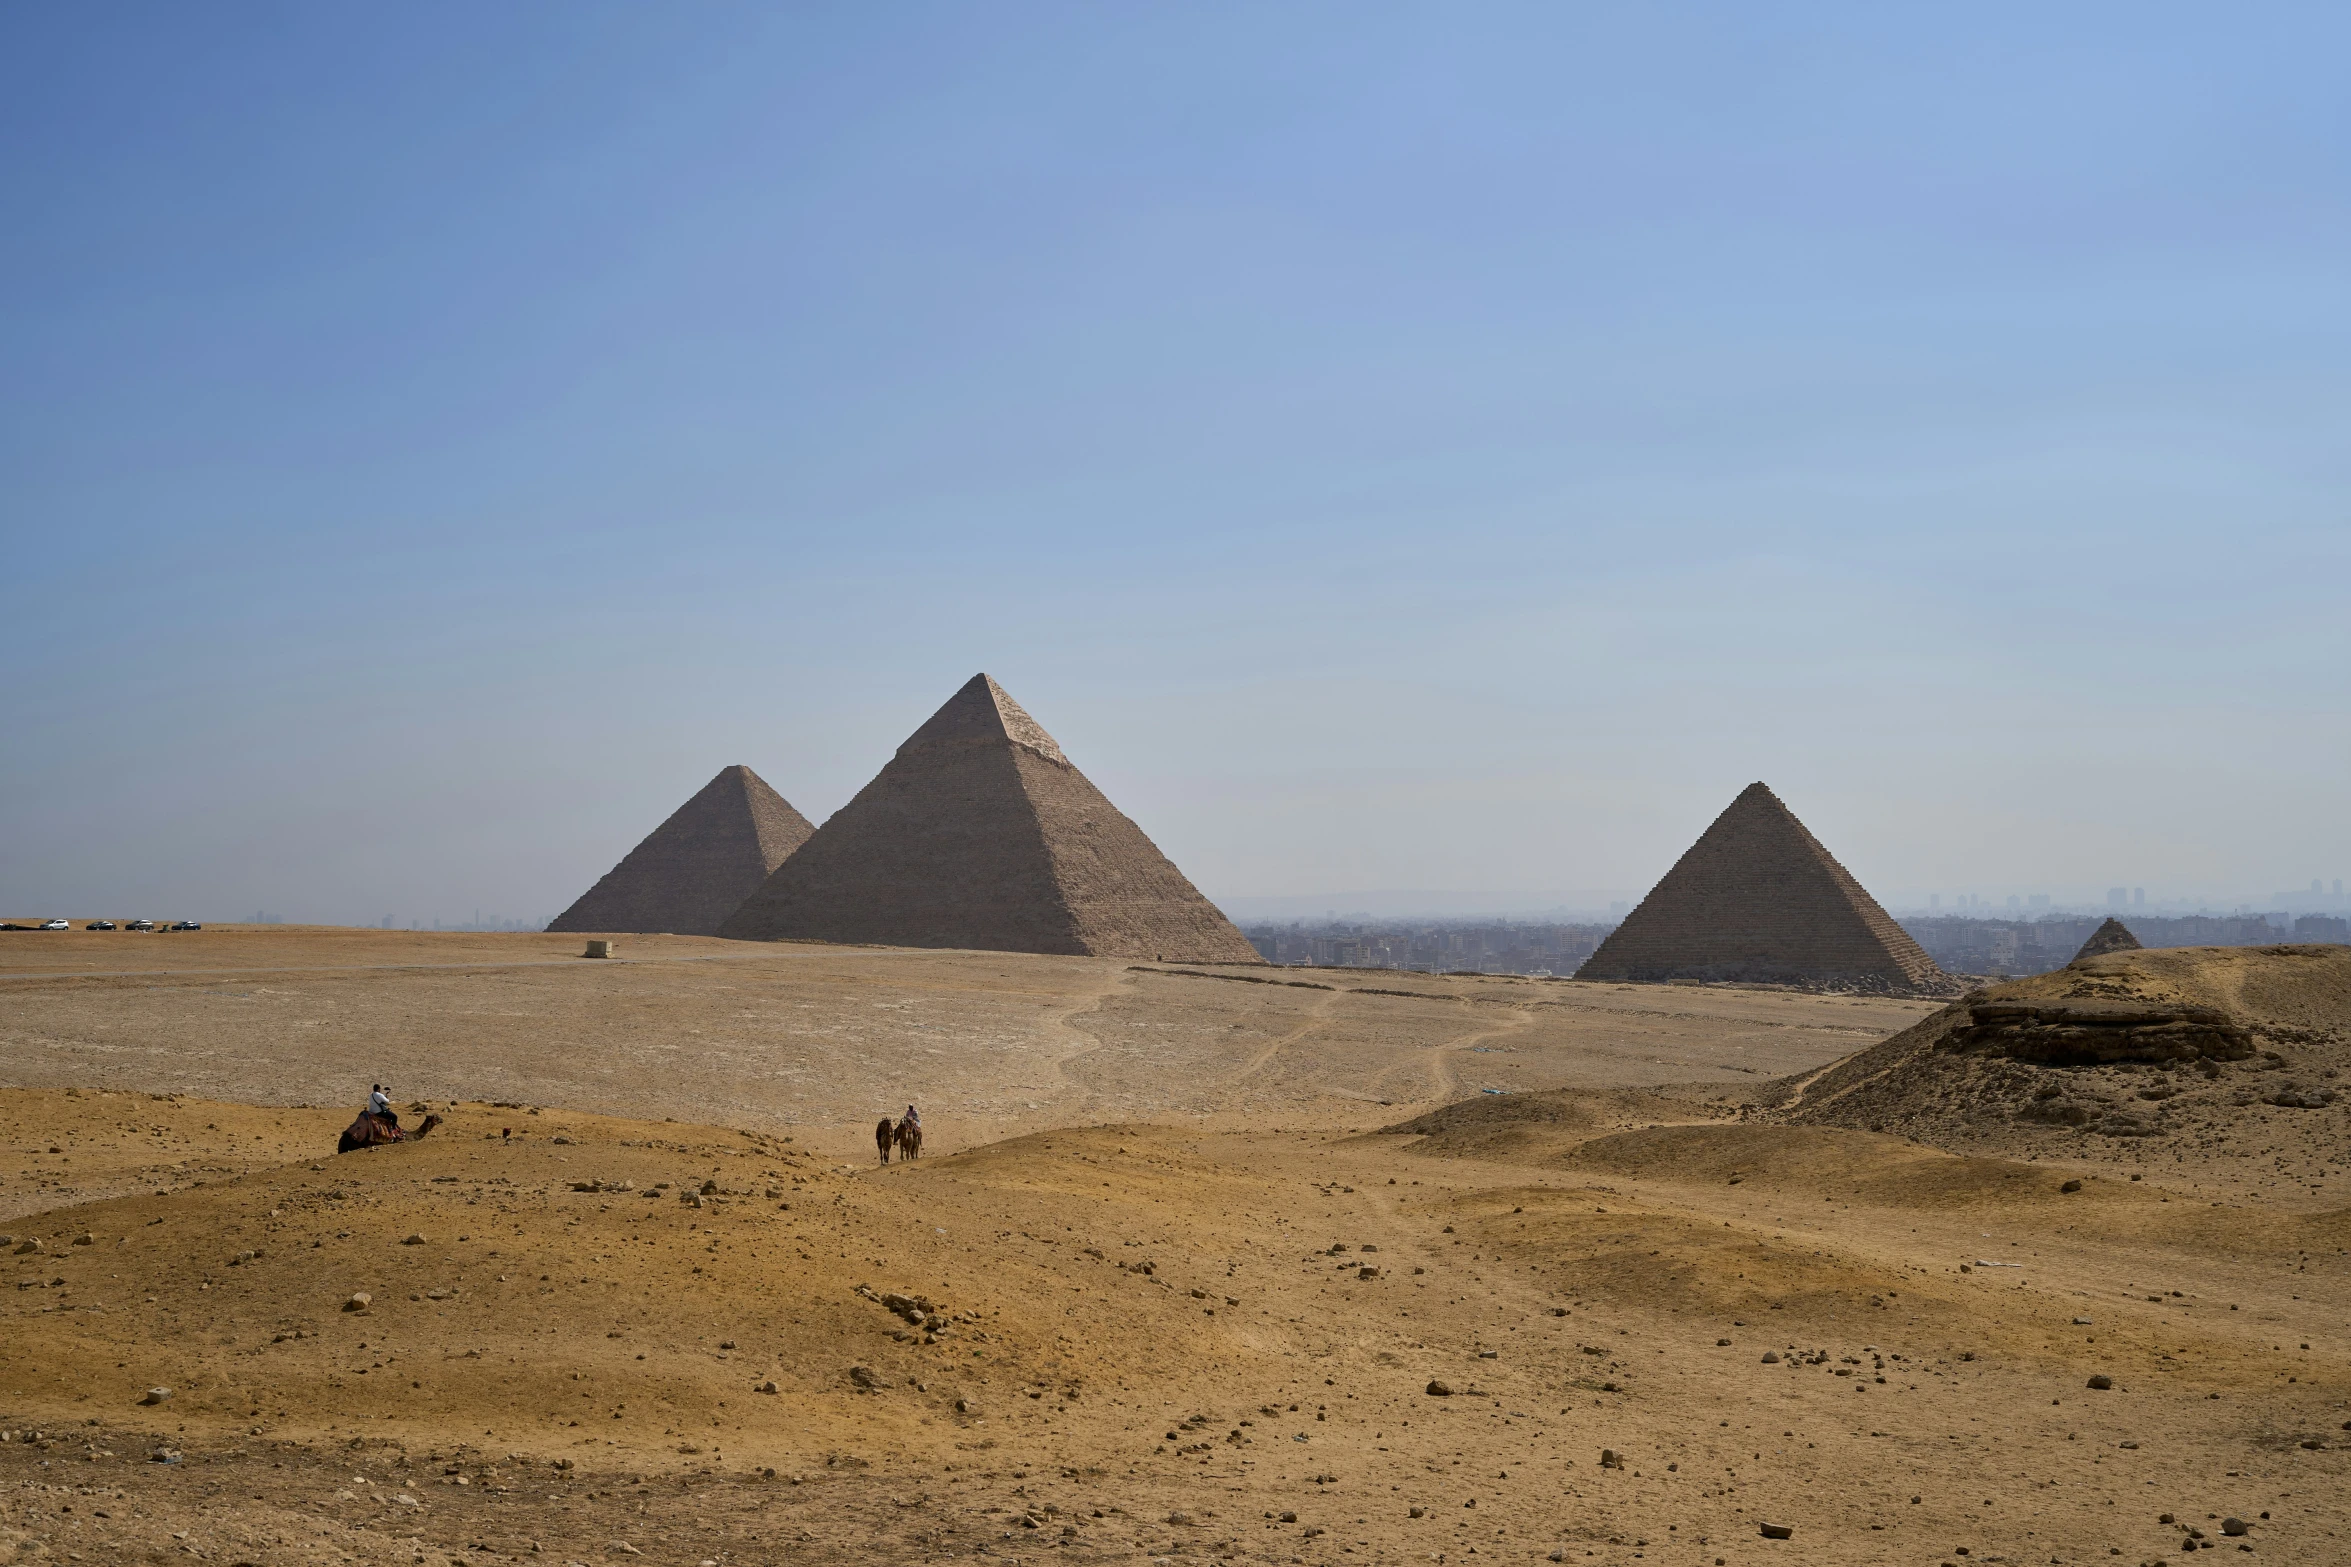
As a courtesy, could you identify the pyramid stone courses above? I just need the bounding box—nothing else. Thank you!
[1575,782,1946,991]
[717,674,1259,964]
[548,765,814,937]
[2070,917,2144,964]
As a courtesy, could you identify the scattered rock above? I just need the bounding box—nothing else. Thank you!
[1758,1522,1794,1540]
[2086,1374,2114,1391]
[137,1388,170,1406]
[2221,1518,2250,1537]
[1425,1380,1454,1397]
[847,1365,879,1390]
[1599,1449,1623,1469]
[343,1292,372,1312]
[2060,1179,2083,1193]
[401,1234,427,1246]
[1761,1351,1781,1364]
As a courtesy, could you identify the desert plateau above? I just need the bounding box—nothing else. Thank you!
[1,927,2344,1567]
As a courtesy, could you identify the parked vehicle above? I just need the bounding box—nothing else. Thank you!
[86,920,117,930]
[39,919,70,930]
[126,919,155,931]
[166,921,203,931]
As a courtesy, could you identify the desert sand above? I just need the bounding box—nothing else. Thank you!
[1,926,2342,1567]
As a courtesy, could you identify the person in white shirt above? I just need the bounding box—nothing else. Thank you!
[367,1084,395,1126]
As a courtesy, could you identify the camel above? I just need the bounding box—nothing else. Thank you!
[875,1116,896,1164]
[895,1117,922,1161]
[337,1110,442,1155]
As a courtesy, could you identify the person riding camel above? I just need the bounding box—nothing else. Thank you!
[338,1085,439,1154]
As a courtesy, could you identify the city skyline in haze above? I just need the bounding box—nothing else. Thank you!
[3,6,2347,925]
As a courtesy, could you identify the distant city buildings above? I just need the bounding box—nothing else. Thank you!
[1237,904,2348,983]
[1239,920,1614,976]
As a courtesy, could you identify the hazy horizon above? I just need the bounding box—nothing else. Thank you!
[4,6,2346,926]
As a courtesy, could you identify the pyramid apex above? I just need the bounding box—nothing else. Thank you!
[2071,917,2143,964]
[898,673,1067,765]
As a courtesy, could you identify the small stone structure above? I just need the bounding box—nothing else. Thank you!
[2068,917,2143,964]
[1574,781,1946,991]
[548,765,814,937]
[717,674,1259,963]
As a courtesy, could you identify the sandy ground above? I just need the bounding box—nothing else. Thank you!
[0,929,2340,1567]
[0,927,1932,1161]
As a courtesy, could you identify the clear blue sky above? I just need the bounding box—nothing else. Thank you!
[4,4,2346,923]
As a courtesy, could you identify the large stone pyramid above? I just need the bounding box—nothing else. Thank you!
[547,765,814,937]
[2070,917,2143,964]
[1574,782,1946,991]
[717,674,1259,963]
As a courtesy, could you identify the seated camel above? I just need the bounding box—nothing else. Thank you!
[337,1110,443,1155]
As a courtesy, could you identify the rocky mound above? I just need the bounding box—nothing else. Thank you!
[1763,944,2351,1181]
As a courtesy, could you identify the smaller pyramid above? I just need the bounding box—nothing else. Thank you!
[1575,782,1946,991]
[717,674,1259,963]
[2069,918,2143,964]
[548,765,814,937]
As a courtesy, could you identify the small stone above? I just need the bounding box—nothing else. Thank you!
[138,1388,171,1406]
[1166,1512,1192,1525]
[2221,1518,2250,1537]
[1599,1449,1623,1469]
[1717,1338,1732,1346]
[1761,1351,1781,1363]
[13,1239,43,1255]
[2060,1179,2083,1193]
[848,1365,879,1389]
[1279,1511,1297,1523]
[1425,1380,1453,1397]
[73,1233,95,1246]
[1758,1522,1793,1539]
[2087,1374,2114,1390]
[755,1380,779,1394]
[2073,1317,2094,1325]
[401,1234,426,1246]
[343,1292,372,1312]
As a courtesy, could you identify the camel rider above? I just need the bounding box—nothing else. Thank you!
[368,1083,399,1129]
[903,1104,920,1135]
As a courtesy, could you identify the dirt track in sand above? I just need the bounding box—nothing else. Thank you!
[1,930,2344,1566]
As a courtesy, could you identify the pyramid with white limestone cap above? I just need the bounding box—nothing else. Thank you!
[1574,782,1948,991]
[718,674,1258,963]
[548,765,814,936]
